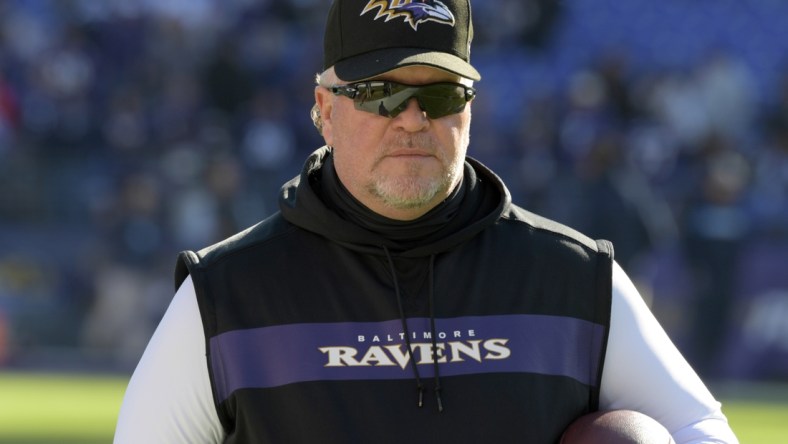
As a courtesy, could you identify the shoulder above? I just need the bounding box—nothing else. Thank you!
[499,203,610,259]
[175,211,299,288]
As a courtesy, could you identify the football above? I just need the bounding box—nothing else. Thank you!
[560,410,676,444]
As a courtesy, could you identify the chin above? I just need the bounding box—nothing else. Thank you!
[373,177,444,209]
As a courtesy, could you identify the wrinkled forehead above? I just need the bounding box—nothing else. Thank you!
[320,65,474,88]
[329,65,474,88]
[369,65,470,85]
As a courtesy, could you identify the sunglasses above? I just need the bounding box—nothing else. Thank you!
[329,81,476,119]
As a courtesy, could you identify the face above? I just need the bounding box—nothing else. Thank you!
[315,66,473,221]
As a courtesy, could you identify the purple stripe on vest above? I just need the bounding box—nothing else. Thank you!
[209,315,605,402]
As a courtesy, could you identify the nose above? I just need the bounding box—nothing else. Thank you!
[393,98,429,132]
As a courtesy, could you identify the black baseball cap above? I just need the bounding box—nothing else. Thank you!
[323,0,481,82]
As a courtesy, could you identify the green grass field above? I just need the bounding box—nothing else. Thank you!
[724,400,788,443]
[0,372,786,443]
[0,372,127,444]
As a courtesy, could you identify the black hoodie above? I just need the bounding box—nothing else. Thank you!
[176,146,613,444]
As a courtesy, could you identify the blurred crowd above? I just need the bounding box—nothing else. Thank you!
[0,1,787,380]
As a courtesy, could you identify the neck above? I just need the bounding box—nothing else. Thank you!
[363,191,457,221]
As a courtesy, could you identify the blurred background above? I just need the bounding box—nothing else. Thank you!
[0,0,787,389]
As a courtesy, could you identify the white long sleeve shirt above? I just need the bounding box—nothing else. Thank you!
[114,261,738,443]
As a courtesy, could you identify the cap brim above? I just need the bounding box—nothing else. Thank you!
[333,47,481,82]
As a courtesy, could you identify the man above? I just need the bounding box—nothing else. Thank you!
[114,1,739,443]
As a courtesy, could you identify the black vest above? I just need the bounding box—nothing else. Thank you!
[175,207,613,444]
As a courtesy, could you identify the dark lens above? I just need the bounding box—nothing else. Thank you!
[350,82,412,117]
[416,84,468,119]
[376,84,418,117]
[350,82,472,119]
[356,82,390,102]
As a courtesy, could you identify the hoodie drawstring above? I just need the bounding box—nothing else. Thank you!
[383,246,425,408]
[382,246,443,412]
[427,255,444,412]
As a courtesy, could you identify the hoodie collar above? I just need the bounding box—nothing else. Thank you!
[279,146,511,256]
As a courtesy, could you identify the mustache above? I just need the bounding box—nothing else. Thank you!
[370,134,441,172]
[384,133,437,152]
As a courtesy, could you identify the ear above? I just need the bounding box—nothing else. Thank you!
[314,86,335,145]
